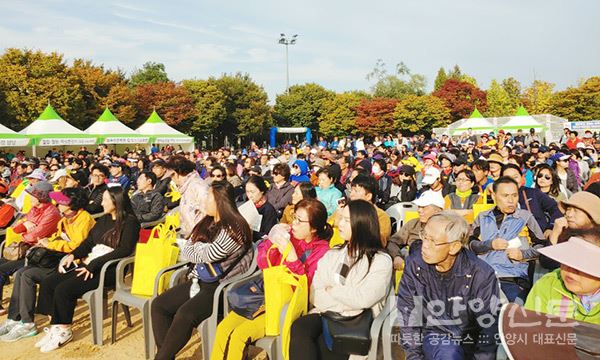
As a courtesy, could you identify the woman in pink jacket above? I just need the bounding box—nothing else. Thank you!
[211,198,332,360]
[165,155,208,238]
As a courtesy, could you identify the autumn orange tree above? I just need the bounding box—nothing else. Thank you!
[432,79,487,122]
[354,98,398,136]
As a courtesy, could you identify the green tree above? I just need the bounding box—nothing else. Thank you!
[366,59,426,99]
[0,48,84,130]
[434,67,447,91]
[551,77,600,121]
[446,64,478,87]
[182,79,227,140]
[501,77,522,106]
[212,73,271,141]
[70,59,131,128]
[318,92,363,137]
[273,83,334,129]
[129,61,169,87]
[393,95,451,133]
[486,80,516,117]
[522,80,554,114]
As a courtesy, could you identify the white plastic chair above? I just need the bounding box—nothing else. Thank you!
[385,202,417,233]
[82,257,130,345]
[111,258,188,359]
[198,245,258,360]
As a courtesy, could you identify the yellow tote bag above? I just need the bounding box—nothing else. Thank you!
[264,244,294,336]
[131,223,179,297]
[165,183,182,202]
[5,227,23,247]
[473,204,495,221]
[281,274,308,360]
[329,226,345,248]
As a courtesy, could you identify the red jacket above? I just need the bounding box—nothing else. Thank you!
[21,202,61,245]
[257,231,329,287]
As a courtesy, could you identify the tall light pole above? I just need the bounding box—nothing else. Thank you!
[278,33,297,93]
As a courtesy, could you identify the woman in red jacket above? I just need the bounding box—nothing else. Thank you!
[211,198,333,360]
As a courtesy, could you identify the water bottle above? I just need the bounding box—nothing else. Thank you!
[189,278,200,298]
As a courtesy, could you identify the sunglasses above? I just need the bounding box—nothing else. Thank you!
[537,174,552,180]
[211,173,224,178]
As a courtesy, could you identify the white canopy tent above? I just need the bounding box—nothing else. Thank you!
[500,106,543,131]
[136,110,194,152]
[19,104,96,156]
[450,108,495,135]
[0,123,29,147]
[85,107,149,145]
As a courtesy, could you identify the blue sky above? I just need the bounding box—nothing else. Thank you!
[0,0,598,102]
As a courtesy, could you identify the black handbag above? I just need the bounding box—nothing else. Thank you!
[25,247,65,268]
[321,309,374,356]
[227,276,266,320]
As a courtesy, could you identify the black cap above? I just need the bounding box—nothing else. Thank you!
[399,164,416,176]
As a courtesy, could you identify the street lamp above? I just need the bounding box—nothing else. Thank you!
[278,33,298,93]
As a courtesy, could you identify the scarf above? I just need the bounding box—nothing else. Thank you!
[455,189,473,199]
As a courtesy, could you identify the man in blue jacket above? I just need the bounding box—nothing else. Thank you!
[469,177,547,303]
[398,211,500,360]
[501,163,562,236]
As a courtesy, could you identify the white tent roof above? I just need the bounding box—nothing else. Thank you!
[501,115,542,129]
[19,104,84,135]
[0,123,16,134]
[136,110,191,137]
[85,108,137,135]
[452,117,494,135]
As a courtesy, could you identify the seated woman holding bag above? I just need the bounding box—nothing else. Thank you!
[0,181,60,316]
[212,198,332,360]
[0,187,95,342]
[289,199,392,360]
[33,187,139,353]
[280,182,317,225]
[151,180,253,360]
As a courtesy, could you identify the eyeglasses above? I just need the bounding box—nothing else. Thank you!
[536,174,552,180]
[419,230,452,247]
[292,215,310,224]
[455,177,471,183]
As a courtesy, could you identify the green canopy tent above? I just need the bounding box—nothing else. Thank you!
[135,110,194,152]
[0,123,30,147]
[19,104,97,156]
[500,106,544,131]
[85,108,149,148]
[451,108,495,135]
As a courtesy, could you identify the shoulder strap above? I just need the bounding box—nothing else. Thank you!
[220,241,253,279]
[522,190,532,213]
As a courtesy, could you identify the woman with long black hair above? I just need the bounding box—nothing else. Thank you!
[289,199,392,360]
[34,186,140,353]
[534,163,566,201]
[151,180,253,360]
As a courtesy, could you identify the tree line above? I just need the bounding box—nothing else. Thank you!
[0,48,598,145]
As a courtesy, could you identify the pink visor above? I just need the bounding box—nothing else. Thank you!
[538,237,600,278]
[49,191,71,206]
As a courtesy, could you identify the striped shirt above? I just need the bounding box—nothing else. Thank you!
[180,227,242,265]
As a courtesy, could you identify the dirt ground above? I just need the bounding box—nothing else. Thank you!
[0,283,270,360]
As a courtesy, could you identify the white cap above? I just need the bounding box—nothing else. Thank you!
[50,168,68,183]
[412,190,445,209]
[576,142,585,149]
[228,154,237,160]
[421,167,441,185]
[268,158,280,166]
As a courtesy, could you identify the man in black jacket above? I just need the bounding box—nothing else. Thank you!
[131,171,166,224]
[152,159,179,209]
[85,164,109,215]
